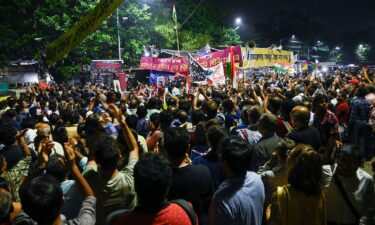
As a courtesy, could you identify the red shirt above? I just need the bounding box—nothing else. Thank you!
[335,100,350,125]
[113,203,193,225]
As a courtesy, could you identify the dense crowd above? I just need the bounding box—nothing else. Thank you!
[0,68,374,225]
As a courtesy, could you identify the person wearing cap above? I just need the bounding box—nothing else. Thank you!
[325,144,374,225]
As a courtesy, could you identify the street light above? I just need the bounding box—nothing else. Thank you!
[335,46,340,50]
[235,17,242,26]
[359,44,364,48]
[279,35,295,46]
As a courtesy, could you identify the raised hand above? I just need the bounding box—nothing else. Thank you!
[64,142,76,166]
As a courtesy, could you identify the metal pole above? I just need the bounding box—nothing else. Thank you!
[175,25,180,56]
[117,9,121,60]
[307,40,310,60]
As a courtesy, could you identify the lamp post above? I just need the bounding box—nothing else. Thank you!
[279,35,295,47]
[116,10,128,61]
[116,9,121,60]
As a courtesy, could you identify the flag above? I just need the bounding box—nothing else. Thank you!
[189,54,212,83]
[274,63,291,73]
[197,44,211,57]
[189,54,225,87]
[226,46,237,84]
[207,63,225,87]
[172,5,177,24]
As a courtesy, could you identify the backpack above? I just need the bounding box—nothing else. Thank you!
[105,199,197,225]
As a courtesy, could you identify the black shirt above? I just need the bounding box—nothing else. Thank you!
[168,164,213,220]
[286,126,322,151]
[251,134,282,171]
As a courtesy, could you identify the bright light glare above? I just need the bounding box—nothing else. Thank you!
[235,18,242,25]
[335,47,340,50]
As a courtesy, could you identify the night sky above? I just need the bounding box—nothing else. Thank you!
[207,0,375,35]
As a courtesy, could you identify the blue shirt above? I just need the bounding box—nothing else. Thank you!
[208,171,265,225]
[349,97,371,122]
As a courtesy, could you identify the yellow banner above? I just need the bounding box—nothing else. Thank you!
[46,0,124,66]
[240,47,295,69]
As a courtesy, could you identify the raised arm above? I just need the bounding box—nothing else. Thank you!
[64,142,94,197]
[109,104,139,160]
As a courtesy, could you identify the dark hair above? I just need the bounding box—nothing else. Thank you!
[194,122,207,146]
[48,113,60,126]
[147,97,158,110]
[136,105,147,119]
[21,117,36,129]
[94,136,120,171]
[66,110,80,124]
[15,105,25,114]
[54,124,68,142]
[0,124,17,146]
[149,113,160,128]
[280,98,296,121]
[163,127,190,161]
[126,115,138,130]
[159,110,174,131]
[258,113,278,133]
[248,106,262,124]
[179,100,191,114]
[191,110,205,126]
[0,177,9,191]
[85,114,103,135]
[134,153,172,205]
[222,99,234,113]
[287,144,322,196]
[46,155,68,182]
[356,85,368,98]
[19,175,63,224]
[218,136,252,174]
[206,125,228,152]
[4,109,17,119]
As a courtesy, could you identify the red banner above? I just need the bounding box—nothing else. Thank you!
[118,73,126,91]
[140,57,189,73]
[139,46,242,74]
[195,46,242,68]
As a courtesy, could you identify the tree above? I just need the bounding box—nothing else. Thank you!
[0,0,242,81]
[220,27,243,46]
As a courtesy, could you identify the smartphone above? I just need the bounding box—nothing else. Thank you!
[165,87,169,93]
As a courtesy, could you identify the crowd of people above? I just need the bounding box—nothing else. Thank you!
[0,68,374,225]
